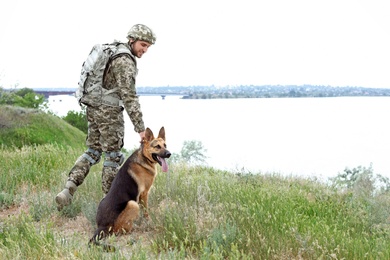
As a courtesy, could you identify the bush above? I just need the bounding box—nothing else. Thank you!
[0,87,45,109]
[331,164,390,195]
[330,164,390,228]
[62,109,88,134]
[170,140,208,165]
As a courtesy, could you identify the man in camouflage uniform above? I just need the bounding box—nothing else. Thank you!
[55,24,156,211]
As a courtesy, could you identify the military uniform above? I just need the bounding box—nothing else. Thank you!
[56,24,155,211]
[69,43,145,195]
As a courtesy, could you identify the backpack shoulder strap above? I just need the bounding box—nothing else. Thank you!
[103,42,136,81]
[103,42,136,75]
[111,42,136,63]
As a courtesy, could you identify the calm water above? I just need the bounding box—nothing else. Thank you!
[48,95,390,180]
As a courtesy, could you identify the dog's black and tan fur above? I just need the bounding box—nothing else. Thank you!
[89,127,171,245]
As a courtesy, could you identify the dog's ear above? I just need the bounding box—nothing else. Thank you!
[144,128,154,142]
[158,127,166,141]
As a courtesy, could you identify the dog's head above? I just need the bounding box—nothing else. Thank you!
[142,127,171,172]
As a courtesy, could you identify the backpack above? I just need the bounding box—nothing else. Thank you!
[76,42,134,107]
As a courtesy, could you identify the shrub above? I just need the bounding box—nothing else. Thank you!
[62,109,88,134]
[170,140,208,165]
[0,87,45,109]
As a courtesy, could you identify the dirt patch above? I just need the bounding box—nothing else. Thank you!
[0,203,29,219]
[52,214,92,237]
[0,201,159,256]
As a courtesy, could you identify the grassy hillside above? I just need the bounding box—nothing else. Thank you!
[0,105,85,149]
[0,105,389,259]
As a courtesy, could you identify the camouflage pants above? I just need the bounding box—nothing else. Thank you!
[86,105,124,152]
[67,105,124,194]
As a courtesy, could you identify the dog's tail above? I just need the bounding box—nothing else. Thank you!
[89,228,116,252]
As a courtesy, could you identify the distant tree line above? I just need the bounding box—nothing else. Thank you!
[137,85,390,99]
[3,85,390,102]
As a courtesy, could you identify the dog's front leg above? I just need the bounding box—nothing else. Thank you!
[139,191,149,218]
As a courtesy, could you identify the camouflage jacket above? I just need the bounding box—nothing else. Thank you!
[103,43,145,133]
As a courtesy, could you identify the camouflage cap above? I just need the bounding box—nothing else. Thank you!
[127,24,156,44]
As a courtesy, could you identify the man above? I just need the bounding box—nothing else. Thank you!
[55,24,156,211]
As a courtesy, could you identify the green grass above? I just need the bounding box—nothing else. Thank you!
[0,105,389,259]
[0,105,85,149]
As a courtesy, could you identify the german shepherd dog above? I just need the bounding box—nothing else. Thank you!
[89,127,171,246]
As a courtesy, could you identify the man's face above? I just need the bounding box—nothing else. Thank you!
[131,40,152,58]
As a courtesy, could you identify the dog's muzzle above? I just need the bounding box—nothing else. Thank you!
[152,151,171,172]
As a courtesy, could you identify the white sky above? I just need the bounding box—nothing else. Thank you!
[0,0,389,89]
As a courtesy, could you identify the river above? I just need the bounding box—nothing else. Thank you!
[47,95,390,180]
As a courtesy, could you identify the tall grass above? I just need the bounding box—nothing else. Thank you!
[0,105,389,259]
[0,144,389,259]
[150,166,390,259]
